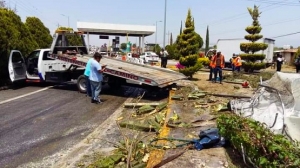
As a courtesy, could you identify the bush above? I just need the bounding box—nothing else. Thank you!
[239,53,265,61]
[179,60,202,77]
[198,57,210,66]
[217,114,300,167]
[239,5,268,72]
[240,43,268,53]
[245,26,262,34]
[244,34,263,42]
[176,9,203,78]
[242,62,266,72]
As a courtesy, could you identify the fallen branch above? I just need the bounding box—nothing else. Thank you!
[222,80,244,84]
[207,93,251,99]
[153,146,190,168]
[124,102,161,108]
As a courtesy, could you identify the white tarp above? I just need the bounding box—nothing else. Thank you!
[230,72,300,141]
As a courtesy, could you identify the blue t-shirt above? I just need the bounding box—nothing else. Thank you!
[89,59,103,82]
[84,58,93,76]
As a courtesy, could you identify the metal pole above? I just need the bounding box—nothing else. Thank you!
[68,16,70,28]
[163,0,167,49]
[155,22,158,52]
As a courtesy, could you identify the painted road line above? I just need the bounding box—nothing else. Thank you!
[147,89,175,168]
[0,86,53,105]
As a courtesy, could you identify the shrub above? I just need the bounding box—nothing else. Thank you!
[239,5,268,72]
[217,114,300,167]
[239,53,265,61]
[198,57,210,66]
[176,9,203,78]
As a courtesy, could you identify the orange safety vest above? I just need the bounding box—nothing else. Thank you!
[235,56,242,67]
[231,57,236,65]
[209,55,216,67]
[211,55,225,68]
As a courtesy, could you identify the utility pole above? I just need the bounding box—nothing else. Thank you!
[155,20,162,52]
[61,14,70,27]
[166,31,170,45]
[163,0,167,49]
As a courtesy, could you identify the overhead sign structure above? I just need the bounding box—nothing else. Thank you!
[99,35,109,39]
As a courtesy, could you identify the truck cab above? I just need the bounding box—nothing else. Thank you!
[8,49,69,83]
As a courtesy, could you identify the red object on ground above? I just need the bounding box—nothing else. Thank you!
[242,81,249,88]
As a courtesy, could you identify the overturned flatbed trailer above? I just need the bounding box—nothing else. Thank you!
[48,29,186,93]
[49,53,186,88]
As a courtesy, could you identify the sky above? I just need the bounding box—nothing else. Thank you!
[7,0,300,48]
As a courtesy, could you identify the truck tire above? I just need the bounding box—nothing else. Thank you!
[77,75,86,93]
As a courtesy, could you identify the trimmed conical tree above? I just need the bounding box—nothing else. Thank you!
[240,5,268,72]
[177,9,202,78]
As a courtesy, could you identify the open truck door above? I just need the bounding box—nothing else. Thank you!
[8,50,27,82]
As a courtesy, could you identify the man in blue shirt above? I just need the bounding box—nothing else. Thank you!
[89,52,106,104]
[84,58,93,97]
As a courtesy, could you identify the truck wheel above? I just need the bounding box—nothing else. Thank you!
[77,75,86,93]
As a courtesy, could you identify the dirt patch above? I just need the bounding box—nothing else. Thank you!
[193,72,254,97]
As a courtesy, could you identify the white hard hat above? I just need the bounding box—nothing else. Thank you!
[217,50,221,53]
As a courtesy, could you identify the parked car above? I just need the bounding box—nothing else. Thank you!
[139,52,159,63]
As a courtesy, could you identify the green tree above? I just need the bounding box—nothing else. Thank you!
[195,33,203,49]
[240,5,268,72]
[177,9,202,78]
[120,43,127,50]
[0,8,38,85]
[25,17,52,49]
[295,47,300,59]
[180,21,182,35]
[205,25,209,54]
[153,44,161,55]
[57,27,83,46]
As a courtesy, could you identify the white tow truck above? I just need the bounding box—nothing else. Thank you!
[8,29,186,93]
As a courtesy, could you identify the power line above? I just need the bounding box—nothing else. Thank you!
[10,0,58,27]
[271,31,300,38]
[210,17,300,36]
[197,0,290,29]
[245,0,300,6]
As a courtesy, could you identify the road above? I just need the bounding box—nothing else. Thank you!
[0,83,140,168]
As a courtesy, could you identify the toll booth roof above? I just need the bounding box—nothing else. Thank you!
[77,22,156,37]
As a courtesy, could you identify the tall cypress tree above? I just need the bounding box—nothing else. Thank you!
[240,5,268,72]
[205,26,209,54]
[180,21,182,35]
[177,9,202,78]
[170,33,173,45]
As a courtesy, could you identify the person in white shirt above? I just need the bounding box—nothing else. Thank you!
[276,54,283,72]
[160,48,169,68]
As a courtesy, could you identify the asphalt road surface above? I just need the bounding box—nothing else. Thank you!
[0,83,141,168]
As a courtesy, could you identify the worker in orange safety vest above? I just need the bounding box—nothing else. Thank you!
[207,50,217,81]
[211,50,225,84]
[234,54,242,72]
[230,54,237,72]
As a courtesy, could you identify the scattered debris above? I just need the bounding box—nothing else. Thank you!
[171,95,184,100]
[207,93,251,99]
[124,102,161,108]
[136,105,155,115]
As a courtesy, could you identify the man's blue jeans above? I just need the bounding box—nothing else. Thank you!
[85,75,92,97]
[90,80,102,101]
[214,66,223,82]
[231,65,235,72]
